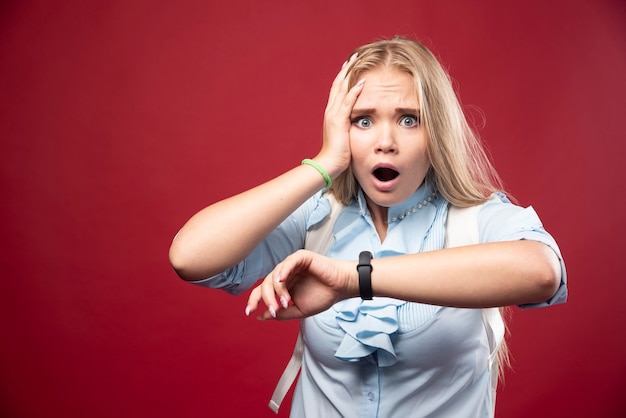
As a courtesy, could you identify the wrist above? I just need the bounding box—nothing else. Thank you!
[311,154,348,180]
[356,251,374,300]
[339,260,361,299]
[301,159,332,189]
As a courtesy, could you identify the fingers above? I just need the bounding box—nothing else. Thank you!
[260,271,289,318]
[245,251,311,319]
[275,305,305,321]
[317,53,367,176]
[325,57,366,126]
[256,304,304,321]
[245,285,262,317]
[343,78,366,109]
[334,53,358,90]
[326,53,358,112]
[245,270,291,320]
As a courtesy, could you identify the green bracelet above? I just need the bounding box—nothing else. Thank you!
[302,159,332,189]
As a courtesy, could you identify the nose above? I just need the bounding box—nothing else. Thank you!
[375,123,397,153]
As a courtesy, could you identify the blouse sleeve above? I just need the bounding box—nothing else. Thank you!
[189,191,330,295]
[477,194,568,308]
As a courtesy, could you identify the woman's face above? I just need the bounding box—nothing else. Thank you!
[349,66,430,211]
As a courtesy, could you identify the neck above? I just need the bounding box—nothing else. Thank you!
[366,198,389,242]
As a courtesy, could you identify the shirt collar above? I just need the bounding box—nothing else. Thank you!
[356,182,437,224]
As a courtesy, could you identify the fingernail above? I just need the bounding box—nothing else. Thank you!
[280,296,288,309]
[275,274,282,283]
[356,78,365,87]
[350,52,358,62]
[269,306,277,318]
[245,306,250,316]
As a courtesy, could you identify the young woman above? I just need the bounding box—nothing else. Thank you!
[169,37,567,417]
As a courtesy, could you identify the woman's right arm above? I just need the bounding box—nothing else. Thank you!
[169,54,363,281]
[169,164,335,281]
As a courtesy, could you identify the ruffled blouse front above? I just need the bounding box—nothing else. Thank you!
[333,297,406,367]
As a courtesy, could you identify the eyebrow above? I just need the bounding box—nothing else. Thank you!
[350,107,420,116]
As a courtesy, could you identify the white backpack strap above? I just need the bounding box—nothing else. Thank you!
[269,325,304,413]
[446,201,505,415]
[445,204,480,247]
[269,192,344,413]
[482,306,505,412]
[303,192,344,254]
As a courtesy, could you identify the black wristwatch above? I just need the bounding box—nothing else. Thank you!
[356,251,373,300]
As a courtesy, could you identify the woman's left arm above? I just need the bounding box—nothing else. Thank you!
[369,240,561,307]
[246,240,561,320]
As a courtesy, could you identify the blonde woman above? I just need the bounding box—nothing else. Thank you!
[170,37,567,417]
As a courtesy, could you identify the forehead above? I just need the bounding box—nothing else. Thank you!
[354,66,419,109]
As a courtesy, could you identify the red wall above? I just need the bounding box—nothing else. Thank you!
[1,1,625,417]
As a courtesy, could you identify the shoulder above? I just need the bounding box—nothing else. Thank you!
[476,193,551,244]
[478,194,568,307]
[296,190,342,231]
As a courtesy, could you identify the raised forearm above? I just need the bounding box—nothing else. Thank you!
[367,240,561,308]
[169,162,331,281]
[248,240,562,321]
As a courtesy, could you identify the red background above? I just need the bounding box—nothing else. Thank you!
[1,1,625,417]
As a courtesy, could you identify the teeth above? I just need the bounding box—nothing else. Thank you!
[374,168,399,182]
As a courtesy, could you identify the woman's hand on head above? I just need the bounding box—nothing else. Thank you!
[314,54,366,179]
[245,250,357,320]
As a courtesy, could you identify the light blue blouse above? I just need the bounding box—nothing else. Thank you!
[194,183,567,417]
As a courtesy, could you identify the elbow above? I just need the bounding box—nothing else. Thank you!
[169,233,232,282]
[168,240,203,282]
[168,245,190,281]
[533,268,560,303]
[528,243,562,303]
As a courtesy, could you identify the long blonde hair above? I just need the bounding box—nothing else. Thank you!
[332,36,505,207]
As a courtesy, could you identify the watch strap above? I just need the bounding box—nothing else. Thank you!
[356,251,373,300]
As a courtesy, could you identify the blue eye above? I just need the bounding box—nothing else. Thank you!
[352,117,372,128]
[400,115,419,127]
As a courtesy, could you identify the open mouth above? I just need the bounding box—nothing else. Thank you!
[373,167,399,182]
